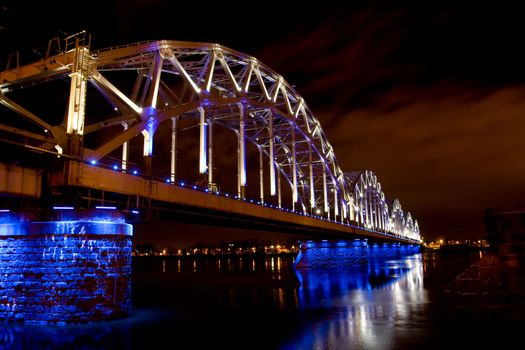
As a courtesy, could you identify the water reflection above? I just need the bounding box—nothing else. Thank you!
[287,253,427,350]
[0,253,439,349]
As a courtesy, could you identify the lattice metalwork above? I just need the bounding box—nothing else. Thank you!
[0,34,420,241]
[346,171,420,240]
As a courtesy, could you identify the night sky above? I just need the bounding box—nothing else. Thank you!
[2,1,525,242]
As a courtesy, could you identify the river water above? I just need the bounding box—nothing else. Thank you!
[1,250,523,349]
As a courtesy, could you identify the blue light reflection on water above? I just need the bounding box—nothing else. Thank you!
[0,248,503,349]
[0,309,172,349]
[287,253,426,350]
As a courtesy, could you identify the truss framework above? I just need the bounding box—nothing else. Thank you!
[0,34,420,241]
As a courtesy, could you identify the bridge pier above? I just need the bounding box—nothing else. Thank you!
[294,240,420,268]
[0,209,132,324]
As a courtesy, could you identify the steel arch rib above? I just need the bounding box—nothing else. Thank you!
[85,40,349,213]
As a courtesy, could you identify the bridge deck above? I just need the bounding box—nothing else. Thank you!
[44,160,416,244]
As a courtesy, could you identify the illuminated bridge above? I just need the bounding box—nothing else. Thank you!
[0,32,420,244]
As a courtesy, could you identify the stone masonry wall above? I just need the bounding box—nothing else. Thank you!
[0,220,132,325]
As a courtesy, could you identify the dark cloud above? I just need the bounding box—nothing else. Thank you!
[253,3,525,240]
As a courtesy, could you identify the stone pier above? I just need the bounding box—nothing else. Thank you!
[294,240,421,268]
[0,210,132,324]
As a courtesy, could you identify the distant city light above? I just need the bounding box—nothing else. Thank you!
[0,209,10,213]
[96,206,117,210]
[90,160,97,165]
[132,170,138,175]
[53,206,74,210]
[131,210,139,214]
[113,165,119,170]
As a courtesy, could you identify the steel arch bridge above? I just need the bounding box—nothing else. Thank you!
[0,32,420,243]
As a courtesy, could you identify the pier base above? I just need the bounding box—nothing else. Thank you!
[294,240,421,268]
[0,210,132,324]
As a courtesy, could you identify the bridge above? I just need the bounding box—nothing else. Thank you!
[0,31,420,244]
[0,32,423,324]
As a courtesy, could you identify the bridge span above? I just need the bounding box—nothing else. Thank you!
[0,32,421,244]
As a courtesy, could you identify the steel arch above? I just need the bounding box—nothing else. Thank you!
[0,36,420,240]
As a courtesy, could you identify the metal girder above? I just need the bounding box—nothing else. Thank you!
[91,70,143,114]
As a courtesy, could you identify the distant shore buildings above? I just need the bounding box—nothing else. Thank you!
[133,240,301,257]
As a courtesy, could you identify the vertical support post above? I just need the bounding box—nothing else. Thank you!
[277,166,282,209]
[238,103,246,199]
[291,126,297,209]
[121,123,129,172]
[374,199,378,229]
[369,193,373,228]
[368,193,373,228]
[333,180,339,220]
[323,166,329,219]
[376,199,380,228]
[364,190,369,227]
[309,143,314,210]
[198,107,207,174]
[66,42,89,157]
[259,146,264,204]
[170,116,177,183]
[371,194,375,228]
[269,111,275,196]
[359,188,366,227]
[142,127,156,178]
[379,207,382,230]
[208,118,213,185]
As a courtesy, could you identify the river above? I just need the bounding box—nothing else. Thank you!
[1,250,523,349]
